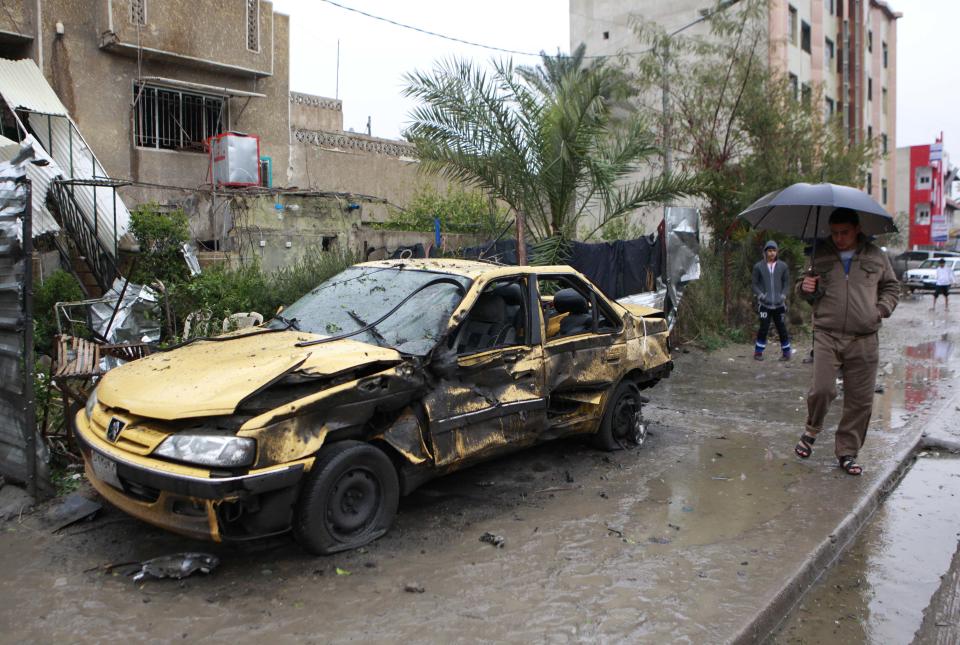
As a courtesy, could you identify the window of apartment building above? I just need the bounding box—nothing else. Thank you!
[824,38,834,68]
[882,87,888,114]
[837,35,843,73]
[882,41,888,68]
[825,96,835,118]
[789,6,798,46]
[824,0,834,16]
[131,0,146,25]
[867,77,872,101]
[801,83,812,106]
[788,73,799,100]
[866,172,873,195]
[867,125,873,141]
[881,178,888,204]
[916,166,933,190]
[133,84,227,152]
[881,133,888,154]
[246,0,260,52]
[915,203,931,226]
[867,30,873,53]
[801,21,811,53]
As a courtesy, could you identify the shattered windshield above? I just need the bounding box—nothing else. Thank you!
[269,266,471,355]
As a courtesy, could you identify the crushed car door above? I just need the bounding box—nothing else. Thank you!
[424,277,546,468]
[537,274,625,437]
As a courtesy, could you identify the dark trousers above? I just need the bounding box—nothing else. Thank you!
[755,306,791,355]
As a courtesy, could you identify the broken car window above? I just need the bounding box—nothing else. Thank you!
[269,266,470,355]
[454,279,528,354]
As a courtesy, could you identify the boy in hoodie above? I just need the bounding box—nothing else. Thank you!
[751,240,792,361]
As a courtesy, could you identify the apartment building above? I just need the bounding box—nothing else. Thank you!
[895,139,956,249]
[570,0,900,215]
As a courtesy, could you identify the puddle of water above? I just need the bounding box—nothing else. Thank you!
[773,456,960,644]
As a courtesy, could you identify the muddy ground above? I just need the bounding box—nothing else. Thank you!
[1,296,958,643]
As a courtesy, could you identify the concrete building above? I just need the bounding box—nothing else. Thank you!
[0,0,450,275]
[570,0,900,216]
[895,138,957,249]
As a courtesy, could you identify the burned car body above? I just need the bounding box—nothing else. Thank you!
[76,260,672,554]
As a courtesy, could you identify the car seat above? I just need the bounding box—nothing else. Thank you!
[457,292,509,353]
[553,288,593,336]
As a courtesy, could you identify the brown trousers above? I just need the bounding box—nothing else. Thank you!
[805,329,879,459]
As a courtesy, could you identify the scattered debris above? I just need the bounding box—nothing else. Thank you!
[668,523,681,531]
[474,481,496,488]
[564,471,575,483]
[126,553,220,582]
[42,492,102,533]
[335,567,352,576]
[404,583,426,593]
[711,476,730,481]
[533,486,575,494]
[874,384,885,394]
[606,526,624,538]
[648,536,671,545]
[479,532,505,548]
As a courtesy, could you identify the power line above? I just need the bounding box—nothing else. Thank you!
[318,0,741,61]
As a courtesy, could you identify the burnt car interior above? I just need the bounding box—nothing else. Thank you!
[538,275,619,339]
[454,279,528,354]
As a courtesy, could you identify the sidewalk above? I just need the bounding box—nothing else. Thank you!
[0,297,956,643]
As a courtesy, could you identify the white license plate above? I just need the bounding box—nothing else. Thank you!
[90,452,122,490]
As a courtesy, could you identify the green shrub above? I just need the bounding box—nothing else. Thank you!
[371,186,509,238]
[129,203,191,286]
[33,270,85,355]
[165,248,357,340]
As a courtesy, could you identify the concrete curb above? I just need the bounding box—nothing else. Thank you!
[729,385,960,645]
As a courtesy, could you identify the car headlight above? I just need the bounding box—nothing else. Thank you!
[153,435,256,468]
[85,387,99,420]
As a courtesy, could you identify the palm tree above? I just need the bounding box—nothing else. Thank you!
[403,47,699,263]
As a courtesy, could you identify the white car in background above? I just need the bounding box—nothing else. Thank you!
[903,257,960,293]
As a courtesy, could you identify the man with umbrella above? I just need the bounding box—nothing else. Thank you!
[740,185,900,476]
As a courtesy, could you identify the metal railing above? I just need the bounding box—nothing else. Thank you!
[50,180,118,292]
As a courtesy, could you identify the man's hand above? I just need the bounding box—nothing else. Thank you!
[801,275,819,294]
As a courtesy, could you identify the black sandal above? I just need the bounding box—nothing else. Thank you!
[795,433,816,459]
[839,456,863,476]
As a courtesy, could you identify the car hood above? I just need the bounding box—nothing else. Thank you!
[97,330,403,420]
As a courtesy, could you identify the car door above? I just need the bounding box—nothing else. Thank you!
[537,273,626,437]
[423,276,546,468]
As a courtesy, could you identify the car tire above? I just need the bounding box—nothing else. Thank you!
[592,380,646,452]
[294,440,399,555]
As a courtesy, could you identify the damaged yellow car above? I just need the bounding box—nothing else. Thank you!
[76,259,672,554]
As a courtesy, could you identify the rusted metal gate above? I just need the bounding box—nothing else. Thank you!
[0,161,43,497]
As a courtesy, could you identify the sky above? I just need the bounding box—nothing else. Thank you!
[272,0,954,154]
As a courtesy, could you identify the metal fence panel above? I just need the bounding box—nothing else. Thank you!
[0,152,44,496]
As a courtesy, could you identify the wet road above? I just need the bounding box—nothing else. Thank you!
[1,297,958,642]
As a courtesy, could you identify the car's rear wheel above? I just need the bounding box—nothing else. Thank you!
[294,441,399,555]
[592,380,646,451]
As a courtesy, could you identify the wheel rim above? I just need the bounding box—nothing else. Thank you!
[611,392,643,445]
[325,466,381,539]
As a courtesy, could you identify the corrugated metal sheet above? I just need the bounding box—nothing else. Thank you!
[0,58,68,116]
[30,116,131,252]
[0,137,61,240]
[0,58,130,252]
[0,156,47,491]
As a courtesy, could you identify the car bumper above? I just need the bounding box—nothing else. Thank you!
[76,413,306,542]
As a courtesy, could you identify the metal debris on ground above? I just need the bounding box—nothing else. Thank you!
[479,532,505,548]
[127,553,220,582]
[404,583,426,593]
[42,492,101,532]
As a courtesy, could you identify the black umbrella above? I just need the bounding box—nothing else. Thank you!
[738,182,896,239]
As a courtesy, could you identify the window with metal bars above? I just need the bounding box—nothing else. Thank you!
[131,0,146,25]
[133,84,227,152]
[247,0,259,51]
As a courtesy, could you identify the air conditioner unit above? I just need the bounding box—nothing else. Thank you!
[209,132,261,187]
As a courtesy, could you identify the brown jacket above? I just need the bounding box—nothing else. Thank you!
[798,237,899,336]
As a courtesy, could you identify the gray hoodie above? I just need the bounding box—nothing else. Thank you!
[752,258,790,309]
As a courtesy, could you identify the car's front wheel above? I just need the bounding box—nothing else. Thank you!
[294,441,399,555]
[592,380,646,451]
